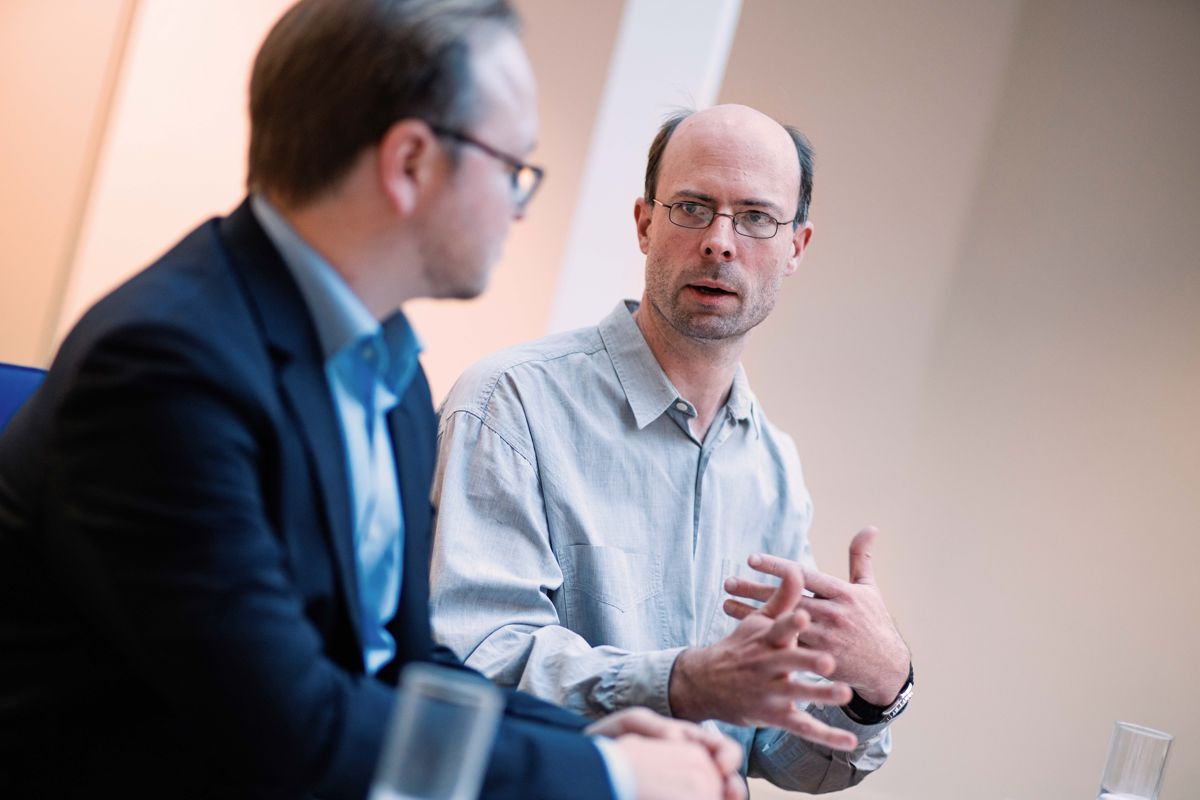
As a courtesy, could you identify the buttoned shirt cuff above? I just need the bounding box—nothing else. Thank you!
[823,704,892,740]
[599,646,687,717]
[754,703,893,777]
[593,736,636,800]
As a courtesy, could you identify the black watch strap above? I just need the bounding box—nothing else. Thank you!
[842,663,914,725]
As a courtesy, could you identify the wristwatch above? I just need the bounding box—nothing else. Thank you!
[842,663,914,725]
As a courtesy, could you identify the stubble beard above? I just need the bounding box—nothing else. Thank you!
[417,225,495,302]
[645,258,782,342]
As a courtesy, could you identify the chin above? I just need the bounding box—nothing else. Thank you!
[427,264,493,301]
[443,274,491,301]
[671,310,756,341]
[448,286,485,301]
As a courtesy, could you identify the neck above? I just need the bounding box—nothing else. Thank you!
[265,169,426,321]
[633,297,745,439]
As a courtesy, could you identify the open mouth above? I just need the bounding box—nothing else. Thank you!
[690,284,736,296]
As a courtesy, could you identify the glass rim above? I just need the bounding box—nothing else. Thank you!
[399,661,504,707]
[1114,721,1173,741]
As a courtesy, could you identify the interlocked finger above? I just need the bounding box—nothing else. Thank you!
[724,772,747,800]
[779,709,859,752]
[753,555,806,618]
[774,673,853,706]
[723,575,775,603]
[764,609,810,647]
[585,707,682,740]
[723,598,757,621]
[770,645,839,678]
[683,724,743,776]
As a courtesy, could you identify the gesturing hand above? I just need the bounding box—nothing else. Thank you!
[587,708,746,800]
[723,526,910,706]
[668,561,858,752]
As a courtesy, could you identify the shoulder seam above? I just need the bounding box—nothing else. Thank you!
[446,333,606,422]
[442,407,537,470]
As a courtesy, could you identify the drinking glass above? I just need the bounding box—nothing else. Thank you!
[1096,721,1172,800]
[369,663,503,800]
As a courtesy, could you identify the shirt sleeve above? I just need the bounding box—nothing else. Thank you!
[748,707,892,790]
[430,407,684,719]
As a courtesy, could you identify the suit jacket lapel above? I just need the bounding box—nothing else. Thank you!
[218,201,364,655]
[276,360,363,645]
[385,366,436,666]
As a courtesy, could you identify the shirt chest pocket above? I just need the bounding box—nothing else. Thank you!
[560,545,665,650]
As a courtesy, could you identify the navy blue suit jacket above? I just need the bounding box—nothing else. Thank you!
[0,201,612,799]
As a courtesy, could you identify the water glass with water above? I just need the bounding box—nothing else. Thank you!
[369,663,503,800]
[1096,721,1172,800]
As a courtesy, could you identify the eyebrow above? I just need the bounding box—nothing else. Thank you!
[670,189,788,218]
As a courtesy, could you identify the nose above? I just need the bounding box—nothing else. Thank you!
[700,214,737,261]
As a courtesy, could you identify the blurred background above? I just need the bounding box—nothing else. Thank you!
[1,1,1196,797]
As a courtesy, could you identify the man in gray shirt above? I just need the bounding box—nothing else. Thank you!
[430,104,912,792]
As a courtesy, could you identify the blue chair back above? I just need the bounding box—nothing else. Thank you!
[0,362,46,431]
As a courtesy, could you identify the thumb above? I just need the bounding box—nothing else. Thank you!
[848,526,880,585]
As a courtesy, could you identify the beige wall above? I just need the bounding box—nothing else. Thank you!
[0,0,621,401]
[1,2,1197,798]
[731,2,1200,798]
[56,0,295,346]
[0,0,134,365]
[407,0,623,398]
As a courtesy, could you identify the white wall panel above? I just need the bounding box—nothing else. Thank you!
[546,0,742,333]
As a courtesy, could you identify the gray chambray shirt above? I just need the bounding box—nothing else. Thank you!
[430,301,891,791]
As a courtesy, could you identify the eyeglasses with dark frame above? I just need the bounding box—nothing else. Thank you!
[429,124,545,210]
[651,198,797,240]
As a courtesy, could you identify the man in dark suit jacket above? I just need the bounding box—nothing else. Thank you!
[0,1,746,797]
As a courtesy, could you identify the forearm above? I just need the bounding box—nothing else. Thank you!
[466,622,686,719]
[483,716,615,800]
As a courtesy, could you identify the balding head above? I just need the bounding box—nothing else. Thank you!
[632,104,816,346]
[643,105,813,224]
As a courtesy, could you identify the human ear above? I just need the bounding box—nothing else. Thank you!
[784,220,814,276]
[634,197,653,255]
[377,119,440,216]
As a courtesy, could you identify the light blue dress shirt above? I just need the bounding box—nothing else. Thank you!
[252,195,420,675]
[252,198,634,800]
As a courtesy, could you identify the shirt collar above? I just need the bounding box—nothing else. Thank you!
[250,193,423,399]
[598,301,680,429]
[728,364,762,436]
[377,312,422,400]
[598,300,759,433]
